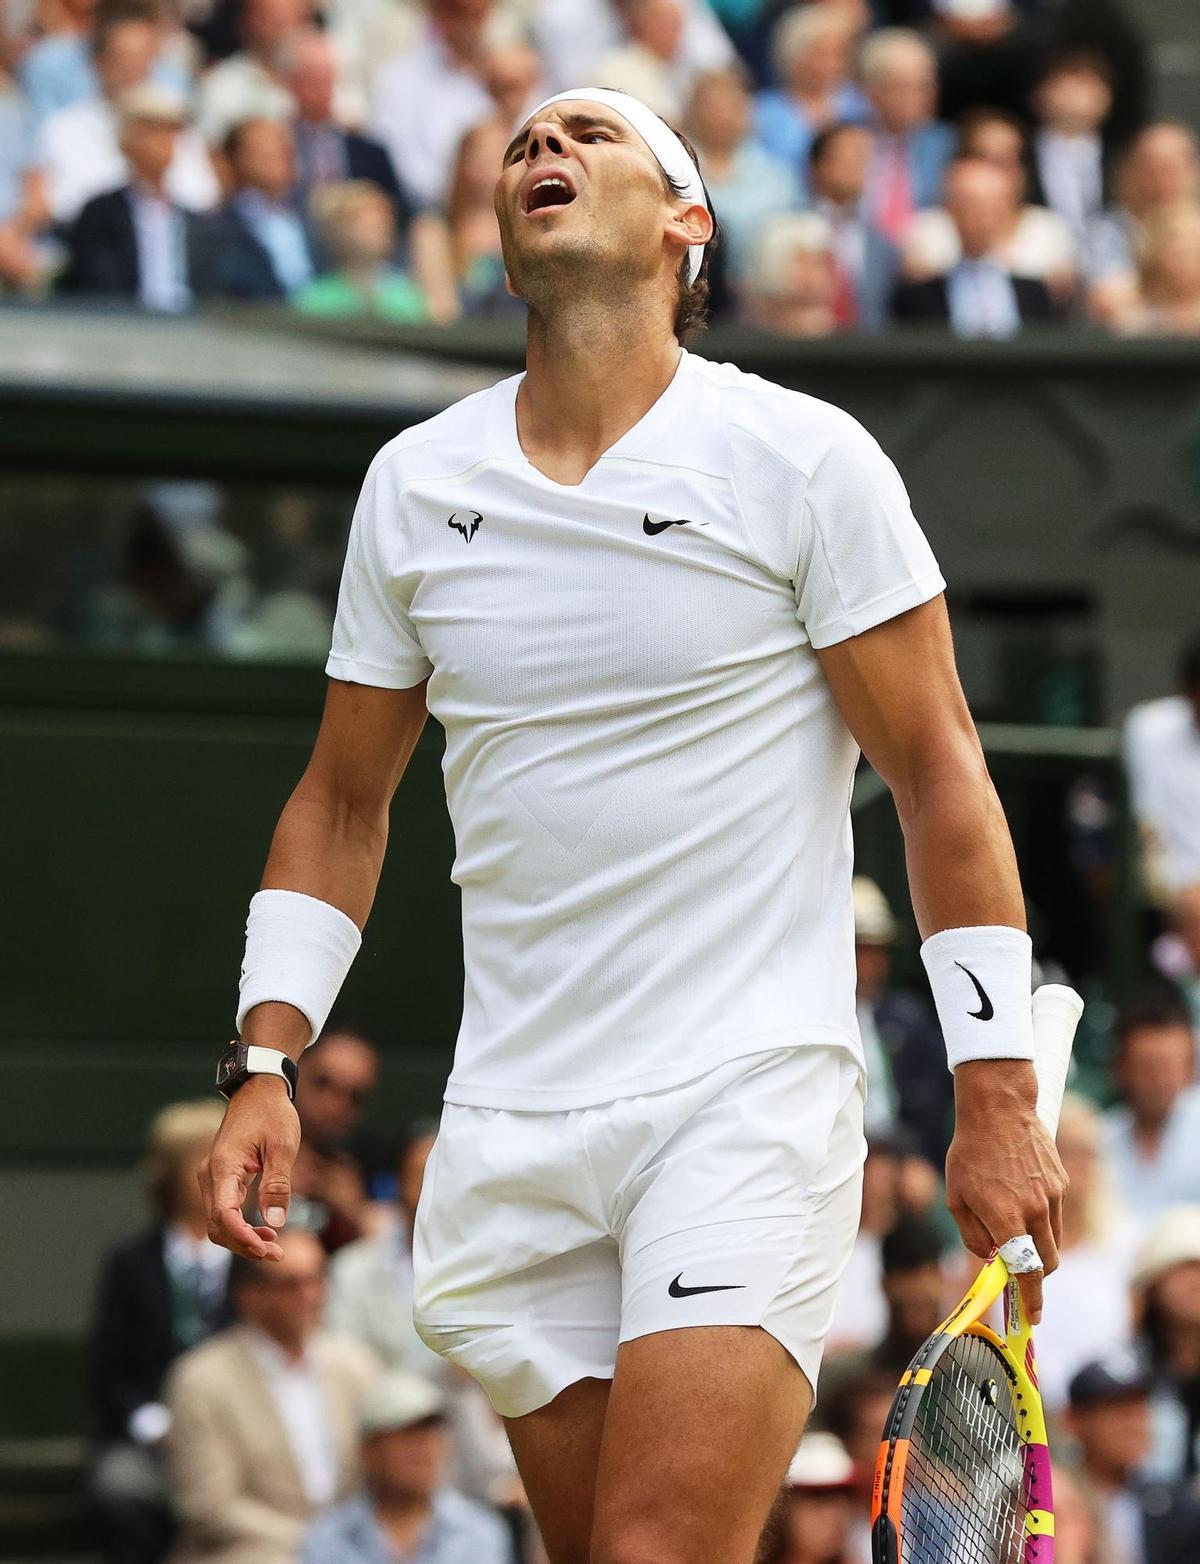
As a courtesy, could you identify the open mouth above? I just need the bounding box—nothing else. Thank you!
[525,175,578,214]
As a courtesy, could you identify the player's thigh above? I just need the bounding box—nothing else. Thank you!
[503,1377,612,1564]
[591,1324,812,1564]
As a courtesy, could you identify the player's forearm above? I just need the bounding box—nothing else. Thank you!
[259,781,390,930]
[895,746,1025,940]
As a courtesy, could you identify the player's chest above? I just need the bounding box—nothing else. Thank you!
[392,468,796,695]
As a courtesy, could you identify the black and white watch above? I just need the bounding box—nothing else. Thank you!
[215,1042,298,1102]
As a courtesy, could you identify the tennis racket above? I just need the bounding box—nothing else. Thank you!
[870,983,1084,1564]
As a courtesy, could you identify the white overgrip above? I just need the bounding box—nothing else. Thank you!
[1031,983,1085,1138]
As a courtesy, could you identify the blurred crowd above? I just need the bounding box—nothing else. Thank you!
[80,638,1200,1564]
[2,0,1199,338]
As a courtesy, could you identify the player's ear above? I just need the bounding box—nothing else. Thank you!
[665,200,714,253]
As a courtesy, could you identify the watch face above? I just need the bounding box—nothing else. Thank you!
[216,1045,245,1089]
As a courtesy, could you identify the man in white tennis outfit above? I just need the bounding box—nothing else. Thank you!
[202,88,1067,1564]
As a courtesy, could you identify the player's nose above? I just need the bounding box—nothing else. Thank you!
[524,121,568,164]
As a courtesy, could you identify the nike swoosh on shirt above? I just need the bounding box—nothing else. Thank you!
[668,1274,747,1298]
[643,514,696,535]
[954,961,995,1021]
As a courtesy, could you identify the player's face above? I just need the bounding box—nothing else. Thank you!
[494,103,686,304]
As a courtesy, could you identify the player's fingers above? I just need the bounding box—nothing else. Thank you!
[1016,1267,1044,1326]
[206,1170,278,1260]
[949,1197,994,1259]
[1030,1208,1060,1278]
[260,1135,297,1232]
[1049,1189,1065,1253]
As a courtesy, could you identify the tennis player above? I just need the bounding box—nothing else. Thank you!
[202,89,1067,1564]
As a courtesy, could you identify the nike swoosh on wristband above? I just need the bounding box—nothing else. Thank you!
[668,1274,746,1298]
[954,961,995,1021]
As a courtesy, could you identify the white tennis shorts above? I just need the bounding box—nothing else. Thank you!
[411,1044,866,1419]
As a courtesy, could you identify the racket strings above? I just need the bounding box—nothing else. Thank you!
[899,1334,1027,1564]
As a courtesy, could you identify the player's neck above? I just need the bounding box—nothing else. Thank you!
[518,302,681,486]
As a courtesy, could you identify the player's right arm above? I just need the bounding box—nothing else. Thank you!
[201,676,429,1260]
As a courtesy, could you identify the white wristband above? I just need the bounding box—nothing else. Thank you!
[237,889,362,1047]
[920,924,1034,1072]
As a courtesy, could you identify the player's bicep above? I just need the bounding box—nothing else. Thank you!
[816,594,984,802]
[302,676,430,815]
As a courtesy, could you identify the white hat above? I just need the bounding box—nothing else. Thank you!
[853,877,897,945]
[115,84,190,128]
[1132,1205,1200,1290]
[785,1432,857,1490]
[358,1372,446,1436]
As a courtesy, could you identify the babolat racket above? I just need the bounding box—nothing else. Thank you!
[870,983,1084,1564]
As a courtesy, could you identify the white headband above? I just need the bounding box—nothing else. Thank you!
[524,86,711,284]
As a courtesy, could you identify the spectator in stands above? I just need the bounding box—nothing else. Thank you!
[762,1433,859,1564]
[804,122,896,333]
[370,0,497,213]
[325,1120,441,1376]
[851,877,950,1156]
[1116,203,1200,338]
[37,9,218,223]
[300,1371,513,1564]
[0,59,53,292]
[1103,986,1200,1218]
[165,1227,374,1564]
[296,179,429,320]
[929,0,1039,126]
[280,31,407,221]
[754,7,867,173]
[89,1101,231,1564]
[828,1214,948,1396]
[1152,885,1200,1032]
[1086,122,1200,322]
[592,0,685,122]
[860,29,954,245]
[442,117,525,320]
[1124,638,1200,899]
[326,1120,518,1505]
[684,65,799,291]
[816,1363,895,1481]
[17,0,101,120]
[1033,1093,1135,1413]
[529,0,734,99]
[743,210,838,337]
[1029,50,1117,246]
[193,0,300,147]
[59,85,209,309]
[827,1133,900,1352]
[1064,1354,1157,1564]
[289,1023,380,1248]
[1131,1206,1200,1484]
[904,108,1077,305]
[204,116,316,300]
[892,156,1056,334]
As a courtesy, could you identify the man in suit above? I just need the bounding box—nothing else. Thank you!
[279,31,411,228]
[807,122,898,332]
[59,85,208,310]
[204,116,317,300]
[859,29,955,245]
[1029,50,1118,245]
[892,156,1056,334]
[89,1101,232,1564]
[164,1226,374,1564]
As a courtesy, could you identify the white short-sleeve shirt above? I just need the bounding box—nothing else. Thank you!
[327,351,945,1108]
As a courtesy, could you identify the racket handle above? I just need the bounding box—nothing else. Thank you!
[1031,983,1084,1137]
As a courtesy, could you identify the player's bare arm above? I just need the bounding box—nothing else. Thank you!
[817,594,1068,1322]
[201,677,428,1261]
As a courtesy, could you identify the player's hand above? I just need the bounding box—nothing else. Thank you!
[945,1058,1068,1325]
[200,1077,301,1261]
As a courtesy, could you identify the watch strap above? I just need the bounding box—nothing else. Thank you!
[216,1041,298,1102]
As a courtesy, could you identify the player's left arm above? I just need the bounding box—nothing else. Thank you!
[817,593,1068,1320]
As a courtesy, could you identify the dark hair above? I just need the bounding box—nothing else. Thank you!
[1179,636,1200,693]
[93,0,163,59]
[957,105,1026,151]
[881,1215,944,1275]
[1037,47,1116,92]
[310,1016,379,1058]
[1115,981,1193,1049]
[659,127,720,345]
[809,119,871,171]
[821,1366,898,1447]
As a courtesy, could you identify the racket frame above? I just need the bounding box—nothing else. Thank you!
[870,1252,1054,1564]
